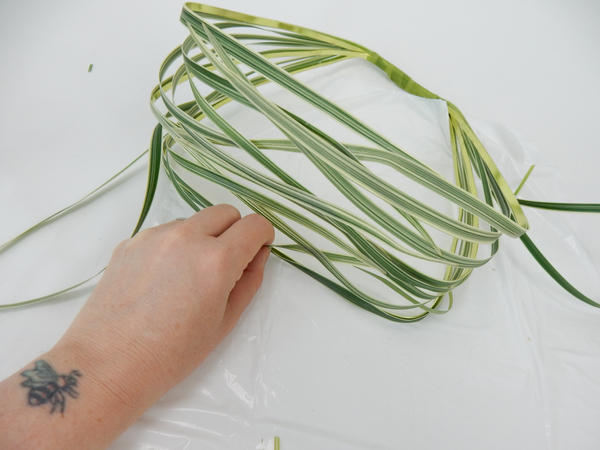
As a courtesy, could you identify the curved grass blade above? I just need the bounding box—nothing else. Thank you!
[271,248,429,323]
[0,269,105,310]
[518,200,600,213]
[1,128,162,309]
[6,3,597,319]
[520,234,599,308]
[132,124,163,236]
[514,165,535,196]
[0,151,148,253]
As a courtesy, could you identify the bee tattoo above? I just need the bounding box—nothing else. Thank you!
[21,360,82,414]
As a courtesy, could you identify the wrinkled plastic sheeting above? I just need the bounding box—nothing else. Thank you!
[112,59,600,449]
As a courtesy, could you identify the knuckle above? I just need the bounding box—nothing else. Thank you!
[250,213,271,227]
[159,226,188,251]
[246,214,275,238]
[214,204,241,221]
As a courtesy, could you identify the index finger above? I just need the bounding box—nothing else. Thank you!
[184,204,242,237]
[218,213,275,272]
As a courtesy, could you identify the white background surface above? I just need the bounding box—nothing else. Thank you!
[1,1,599,449]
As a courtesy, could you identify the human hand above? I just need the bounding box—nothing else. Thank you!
[0,205,274,450]
[57,204,274,401]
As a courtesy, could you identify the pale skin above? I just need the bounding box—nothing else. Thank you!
[0,204,275,450]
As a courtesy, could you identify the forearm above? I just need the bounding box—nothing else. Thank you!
[0,207,274,449]
[0,341,156,450]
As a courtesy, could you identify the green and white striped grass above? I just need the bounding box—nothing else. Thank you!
[1,3,598,320]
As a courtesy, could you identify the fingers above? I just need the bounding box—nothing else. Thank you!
[218,213,275,273]
[221,246,271,335]
[160,206,273,298]
[184,204,242,237]
[152,207,273,251]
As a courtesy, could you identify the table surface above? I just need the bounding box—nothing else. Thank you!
[1,1,599,449]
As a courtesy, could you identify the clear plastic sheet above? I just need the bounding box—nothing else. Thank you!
[2,53,599,450]
[118,60,599,449]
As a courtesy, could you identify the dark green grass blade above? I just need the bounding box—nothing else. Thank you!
[518,199,600,213]
[270,248,427,323]
[520,234,599,308]
[131,124,163,236]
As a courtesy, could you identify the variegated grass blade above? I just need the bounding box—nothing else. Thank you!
[1,3,597,317]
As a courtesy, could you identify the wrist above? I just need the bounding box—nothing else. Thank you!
[52,333,161,415]
[39,336,162,449]
[0,343,148,450]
